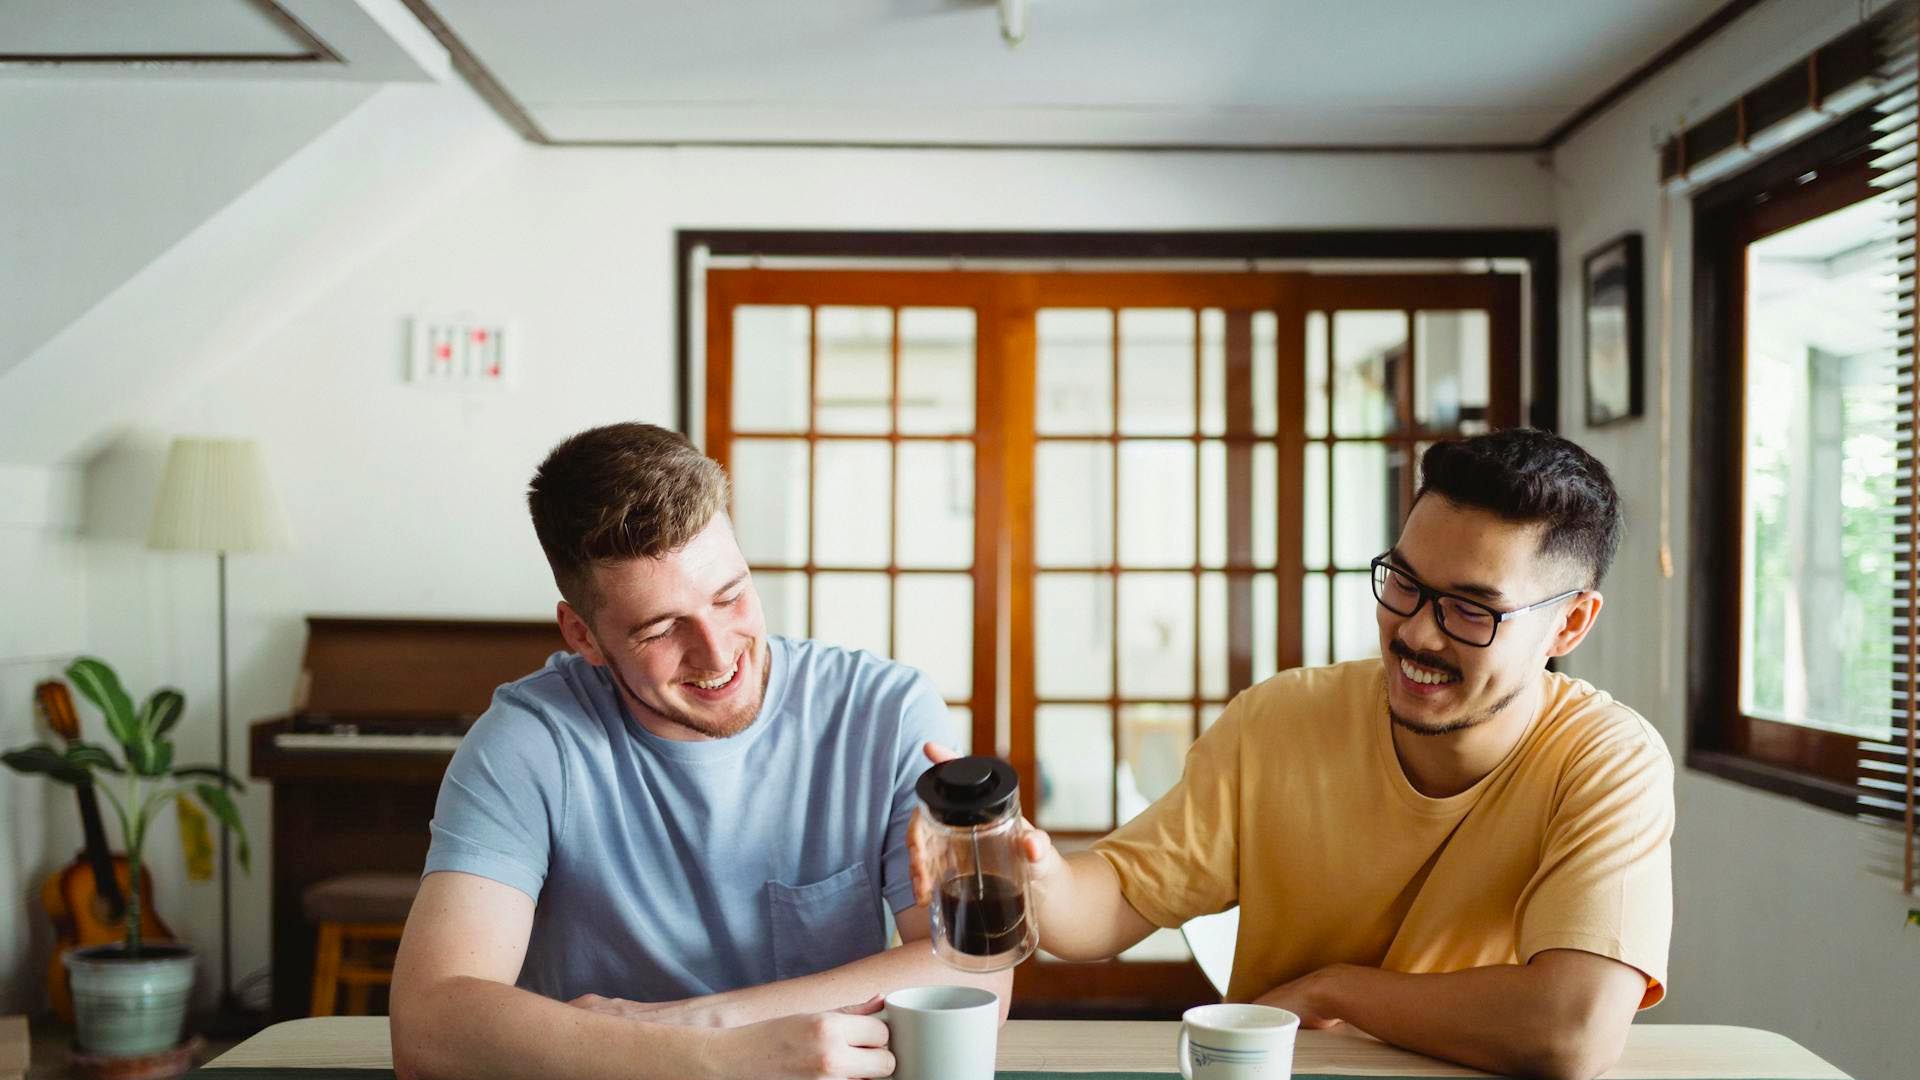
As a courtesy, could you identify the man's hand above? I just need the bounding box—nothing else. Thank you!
[695,999,893,1080]
[1252,965,1350,1031]
[907,742,1066,908]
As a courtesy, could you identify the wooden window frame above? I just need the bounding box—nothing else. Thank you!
[1687,107,1884,814]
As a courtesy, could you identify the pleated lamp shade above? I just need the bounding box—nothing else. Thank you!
[147,437,292,554]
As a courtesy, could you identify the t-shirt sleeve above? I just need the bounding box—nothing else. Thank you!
[880,671,956,915]
[1514,720,1675,1008]
[1090,694,1244,929]
[422,687,568,902]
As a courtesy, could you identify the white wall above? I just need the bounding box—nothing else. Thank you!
[0,79,376,377]
[49,131,1552,1011]
[0,466,87,1016]
[1551,1,1920,1077]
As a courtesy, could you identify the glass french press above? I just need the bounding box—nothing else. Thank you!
[915,755,1038,972]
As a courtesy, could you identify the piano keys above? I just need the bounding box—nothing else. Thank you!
[249,616,567,1019]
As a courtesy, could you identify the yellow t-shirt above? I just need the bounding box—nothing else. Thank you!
[1092,659,1674,1008]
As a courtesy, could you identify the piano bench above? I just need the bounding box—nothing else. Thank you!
[303,873,421,1017]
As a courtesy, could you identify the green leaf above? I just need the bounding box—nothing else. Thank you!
[124,739,154,776]
[143,689,185,741]
[2,744,92,786]
[63,742,124,774]
[142,741,175,778]
[1907,909,1919,928]
[66,658,137,749]
[171,765,247,793]
[195,784,250,873]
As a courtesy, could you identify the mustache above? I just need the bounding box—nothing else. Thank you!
[1389,639,1462,680]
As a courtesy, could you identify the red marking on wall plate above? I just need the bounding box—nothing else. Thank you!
[473,329,489,343]
[436,344,452,360]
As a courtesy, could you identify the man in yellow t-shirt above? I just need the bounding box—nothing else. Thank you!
[914,429,1673,1080]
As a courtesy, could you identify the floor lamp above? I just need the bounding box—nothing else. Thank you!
[148,437,290,1030]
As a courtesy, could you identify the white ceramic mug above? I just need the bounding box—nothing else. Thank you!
[881,985,1001,1080]
[1176,1003,1300,1080]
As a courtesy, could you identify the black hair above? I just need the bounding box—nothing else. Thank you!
[1416,428,1623,589]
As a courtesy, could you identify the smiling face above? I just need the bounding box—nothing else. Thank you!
[557,513,769,741]
[1378,495,1596,738]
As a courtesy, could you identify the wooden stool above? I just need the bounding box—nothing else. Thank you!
[303,873,420,1017]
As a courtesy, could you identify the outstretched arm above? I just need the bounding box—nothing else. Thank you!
[391,871,896,1080]
[572,906,1013,1027]
[1255,949,1648,1080]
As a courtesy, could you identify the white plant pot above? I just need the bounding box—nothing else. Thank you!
[64,943,197,1057]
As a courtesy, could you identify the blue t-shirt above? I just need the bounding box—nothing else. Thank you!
[422,635,952,1003]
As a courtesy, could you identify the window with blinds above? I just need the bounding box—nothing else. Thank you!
[1684,0,1918,894]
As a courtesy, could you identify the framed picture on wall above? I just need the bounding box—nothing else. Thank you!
[1583,233,1644,427]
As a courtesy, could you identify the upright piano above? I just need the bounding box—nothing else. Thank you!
[249,616,568,1019]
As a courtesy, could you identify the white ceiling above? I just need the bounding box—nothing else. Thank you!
[428,0,1728,148]
[0,0,437,83]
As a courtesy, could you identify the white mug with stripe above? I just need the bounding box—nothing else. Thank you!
[1177,1003,1300,1080]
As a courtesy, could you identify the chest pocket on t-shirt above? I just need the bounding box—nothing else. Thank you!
[768,863,883,981]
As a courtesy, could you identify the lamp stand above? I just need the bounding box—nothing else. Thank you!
[204,550,265,1037]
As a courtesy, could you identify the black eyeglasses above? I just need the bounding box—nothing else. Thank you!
[1369,555,1582,648]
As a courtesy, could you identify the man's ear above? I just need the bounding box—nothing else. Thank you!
[1545,591,1604,660]
[557,600,606,666]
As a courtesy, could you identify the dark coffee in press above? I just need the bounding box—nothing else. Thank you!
[938,873,1029,956]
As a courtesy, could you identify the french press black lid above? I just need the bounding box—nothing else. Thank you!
[915,755,1020,826]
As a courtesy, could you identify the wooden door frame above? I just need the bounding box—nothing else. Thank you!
[676,229,1559,437]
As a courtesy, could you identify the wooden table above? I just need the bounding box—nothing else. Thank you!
[206,1016,1850,1078]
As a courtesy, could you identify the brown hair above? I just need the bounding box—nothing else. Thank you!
[527,423,730,614]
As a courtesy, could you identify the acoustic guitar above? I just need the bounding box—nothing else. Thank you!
[36,680,174,1024]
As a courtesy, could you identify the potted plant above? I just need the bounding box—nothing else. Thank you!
[3,657,247,1057]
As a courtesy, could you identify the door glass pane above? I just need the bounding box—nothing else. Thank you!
[1118,442,1195,567]
[1120,704,1193,822]
[755,571,809,639]
[1332,311,1406,437]
[1741,203,1899,739]
[1036,704,1112,830]
[1305,311,1329,438]
[897,442,973,569]
[1199,308,1226,437]
[947,706,973,755]
[1199,572,1229,699]
[1252,311,1278,436]
[731,438,808,566]
[732,305,810,433]
[816,307,892,434]
[1119,308,1195,436]
[1333,571,1380,662]
[1036,573,1112,698]
[1413,310,1490,432]
[1332,442,1391,568]
[1038,309,1113,434]
[1304,443,1329,569]
[1198,440,1226,568]
[1117,573,1195,698]
[1303,573,1331,667]
[895,574,973,701]
[899,308,976,435]
[1251,443,1276,569]
[1252,573,1277,682]
[814,440,891,567]
[1036,442,1113,567]
[813,572,891,657]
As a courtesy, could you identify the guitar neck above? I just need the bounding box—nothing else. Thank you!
[74,781,125,917]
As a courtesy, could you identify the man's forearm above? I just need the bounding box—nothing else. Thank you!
[1031,851,1159,961]
[1302,963,1627,1080]
[687,938,1012,1027]
[393,974,710,1080]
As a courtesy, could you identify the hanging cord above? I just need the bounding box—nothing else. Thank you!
[1656,178,1678,696]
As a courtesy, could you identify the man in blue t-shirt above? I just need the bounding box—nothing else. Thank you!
[391,423,1007,1080]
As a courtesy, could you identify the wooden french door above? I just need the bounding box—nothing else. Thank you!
[706,267,1522,1014]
